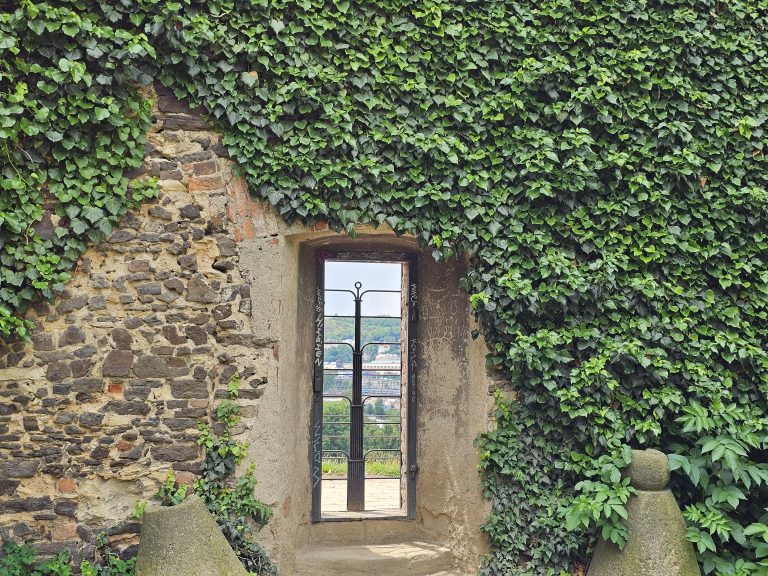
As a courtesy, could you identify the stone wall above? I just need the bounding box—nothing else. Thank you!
[0,84,283,562]
[0,85,496,574]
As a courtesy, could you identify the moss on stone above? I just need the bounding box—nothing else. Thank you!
[135,497,248,576]
[587,491,701,576]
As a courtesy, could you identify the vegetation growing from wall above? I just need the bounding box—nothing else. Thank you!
[0,2,157,339]
[2,1,768,574]
[0,537,134,576]
[192,378,276,576]
[154,378,275,575]
[79,534,136,576]
[0,542,74,576]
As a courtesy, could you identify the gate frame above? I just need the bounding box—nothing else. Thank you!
[310,250,418,522]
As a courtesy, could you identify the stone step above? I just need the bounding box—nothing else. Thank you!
[300,518,422,547]
[294,540,457,576]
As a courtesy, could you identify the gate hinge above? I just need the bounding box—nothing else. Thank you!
[409,464,419,479]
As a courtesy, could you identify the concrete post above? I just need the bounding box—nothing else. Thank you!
[135,497,248,576]
[587,449,701,576]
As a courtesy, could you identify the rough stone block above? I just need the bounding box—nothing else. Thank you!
[161,325,187,345]
[72,378,103,393]
[184,326,207,345]
[149,206,173,221]
[151,444,199,463]
[57,294,88,312]
[32,333,55,351]
[178,254,198,271]
[111,328,133,350]
[137,283,162,296]
[79,412,104,427]
[102,350,134,377]
[0,496,51,514]
[22,416,39,431]
[0,459,39,478]
[54,499,78,518]
[105,400,151,416]
[135,497,247,576]
[163,277,185,292]
[170,379,208,399]
[190,160,217,176]
[0,478,21,496]
[107,230,136,244]
[46,362,71,382]
[59,326,85,347]
[75,345,97,358]
[188,176,224,191]
[212,259,234,272]
[88,295,107,310]
[133,356,169,378]
[70,360,92,378]
[215,235,237,257]
[163,114,211,131]
[179,205,202,220]
[186,275,218,303]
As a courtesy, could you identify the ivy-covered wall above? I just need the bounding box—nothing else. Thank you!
[2,1,768,575]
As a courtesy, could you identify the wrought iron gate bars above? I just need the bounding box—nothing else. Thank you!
[311,251,418,522]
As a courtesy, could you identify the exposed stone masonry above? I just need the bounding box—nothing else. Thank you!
[0,84,281,562]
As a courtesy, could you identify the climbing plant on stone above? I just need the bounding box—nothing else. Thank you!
[145,2,768,574]
[0,2,157,339]
[2,1,768,575]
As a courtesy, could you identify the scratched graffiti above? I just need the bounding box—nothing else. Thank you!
[312,419,323,488]
[409,282,418,319]
[314,288,324,367]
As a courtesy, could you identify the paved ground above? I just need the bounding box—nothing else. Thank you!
[322,478,403,517]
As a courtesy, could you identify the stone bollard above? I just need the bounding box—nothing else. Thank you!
[587,449,701,576]
[135,497,248,576]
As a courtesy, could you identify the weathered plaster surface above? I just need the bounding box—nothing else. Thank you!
[238,232,495,573]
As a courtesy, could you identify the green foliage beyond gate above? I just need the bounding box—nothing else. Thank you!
[2,1,768,574]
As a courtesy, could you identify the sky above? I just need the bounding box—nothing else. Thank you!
[324,261,403,317]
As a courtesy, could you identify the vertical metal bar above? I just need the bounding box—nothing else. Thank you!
[310,253,325,522]
[347,282,365,511]
[406,255,418,519]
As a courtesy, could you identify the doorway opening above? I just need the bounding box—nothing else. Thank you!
[310,251,417,521]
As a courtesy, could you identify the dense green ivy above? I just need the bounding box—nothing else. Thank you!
[2,1,768,574]
[0,1,157,338]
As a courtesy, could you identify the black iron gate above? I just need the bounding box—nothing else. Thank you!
[311,251,418,521]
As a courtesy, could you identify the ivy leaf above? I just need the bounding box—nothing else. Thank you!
[70,219,87,235]
[80,206,104,224]
[270,20,285,34]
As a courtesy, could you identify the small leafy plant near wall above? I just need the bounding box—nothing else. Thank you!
[3,2,768,575]
[160,377,276,576]
[0,542,73,576]
[0,538,133,576]
[79,534,135,576]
